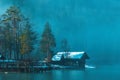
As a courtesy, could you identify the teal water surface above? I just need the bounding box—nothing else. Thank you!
[0,65,120,80]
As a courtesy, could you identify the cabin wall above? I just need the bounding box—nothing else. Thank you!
[51,52,89,69]
[78,59,85,69]
[52,59,86,69]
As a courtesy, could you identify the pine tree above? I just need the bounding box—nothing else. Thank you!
[40,22,56,62]
[20,20,36,60]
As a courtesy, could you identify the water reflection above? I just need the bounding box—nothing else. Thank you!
[0,66,120,80]
[0,70,86,80]
[51,70,85,80]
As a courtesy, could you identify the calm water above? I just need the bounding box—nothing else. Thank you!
[0,65,120,80]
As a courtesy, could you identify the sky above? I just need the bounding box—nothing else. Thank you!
[0,0,120,65]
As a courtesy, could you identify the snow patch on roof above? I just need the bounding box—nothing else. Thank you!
[52,52,85,61]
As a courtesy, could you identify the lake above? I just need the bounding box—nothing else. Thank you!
[0,65,120,80]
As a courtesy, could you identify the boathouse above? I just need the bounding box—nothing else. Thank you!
[51,52,89,69]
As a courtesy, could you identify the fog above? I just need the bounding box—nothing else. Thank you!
[0,0,120,65]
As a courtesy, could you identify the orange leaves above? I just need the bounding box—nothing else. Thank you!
[20,32,29,54]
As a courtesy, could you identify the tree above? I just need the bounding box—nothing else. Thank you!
[20,20,36,60]
[61,39,70,58]
[61,39,70,52]
[40,22,56,62]
[3,23,12,59]
[6,6,22,60]
[0,6,36,60]
[0,6,23,60]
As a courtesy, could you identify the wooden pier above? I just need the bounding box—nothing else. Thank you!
[0,60,52,72]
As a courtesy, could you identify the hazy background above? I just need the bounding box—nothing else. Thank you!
[0,0,120,65]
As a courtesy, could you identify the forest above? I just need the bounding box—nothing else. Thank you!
[0,6,57,62]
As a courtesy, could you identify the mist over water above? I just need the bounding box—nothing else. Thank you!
[0,0,120,65]
[0,1,120,80]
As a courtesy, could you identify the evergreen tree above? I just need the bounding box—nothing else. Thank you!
[40,22,56,62]
[20,20,36,60]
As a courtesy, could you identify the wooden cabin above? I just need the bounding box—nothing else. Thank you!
[51,52,89,69]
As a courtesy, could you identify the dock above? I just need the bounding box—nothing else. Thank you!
[0,60,52,72]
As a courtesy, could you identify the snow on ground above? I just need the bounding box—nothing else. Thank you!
[85,65,96,69]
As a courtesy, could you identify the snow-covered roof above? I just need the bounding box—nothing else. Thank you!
[52,52,85,61]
